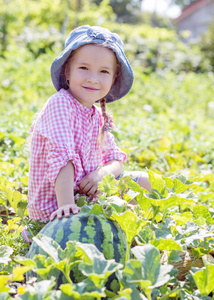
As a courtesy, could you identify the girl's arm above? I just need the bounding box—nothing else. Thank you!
[77,160,123,196]
[49,161,80,221]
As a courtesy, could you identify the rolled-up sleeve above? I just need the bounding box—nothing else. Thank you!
[46,142,81,184]
[101,131,127,165]
[37,95,82,184]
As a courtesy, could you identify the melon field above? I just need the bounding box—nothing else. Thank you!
[1,63,214,299]
[1,4,214,298]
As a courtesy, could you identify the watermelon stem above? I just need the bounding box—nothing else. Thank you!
[63,262,73,284]
[125,242,131,263]
[64,273,72,284]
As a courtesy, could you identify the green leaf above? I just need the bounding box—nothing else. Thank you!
[79,259,122,287]
[171,214,189,225]
[11,191,22,211]
[35,268,54,280]
[12,265,32,281]
[75,243,122,287]
[75,242,105,263]
[168,250,182,263]
[0,292,13,300]
[191,259,214,296]
[117,288,132,299]
[3,188,22,213]
[107,195,126,212]
[148,170,166,195]
[122,259,144,283]
[20,278,56,299]
[110,211,145,245]
[163,177,174,189]
[131,244,173,288]
[17,200,28,214]
[0,275,11,293]
[0,246,13,264]
[132,244,160,284]
[126,178,142,193]
[60,279,106,298]
[15,256,36,268]
[98,174,118,196]
[151,238,182,251]
[173,178,199,193]
[135,191,151,214]
[171,211,193,225]
[193,204,214,225]
[59,241,77,262]
[33,234,61,263]
[86,203,104,215]
[3,187,13,203]
[120,259,152,299]
[136,227,155,245]
[148,195,195,212]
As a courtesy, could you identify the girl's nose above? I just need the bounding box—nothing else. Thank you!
[86,75,98,84]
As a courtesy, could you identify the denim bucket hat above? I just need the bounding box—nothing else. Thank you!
[51,25,134,103]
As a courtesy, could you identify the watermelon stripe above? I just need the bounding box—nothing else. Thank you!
[68,215,82,243]
[55,225,64,244]
[41,220,55,238]
[108,220,123,264]
[82,215,96,244]
[81,215,105,253]
[99,217,115,260]
[115,223,127,264]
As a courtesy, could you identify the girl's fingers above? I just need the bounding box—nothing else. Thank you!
[49,205,80,221]
[64,208,71,218]
[79,181,98,195]
[77,179,88,191]
[57,209,63,219]
[86,186,97,196]
[71,205,80,214]
[49,211,57,221]
[80,182,91,194]
[94,190,101,196]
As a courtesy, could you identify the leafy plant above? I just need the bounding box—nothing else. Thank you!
[1,8,214,297]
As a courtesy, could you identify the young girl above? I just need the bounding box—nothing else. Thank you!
[28,25,151,222]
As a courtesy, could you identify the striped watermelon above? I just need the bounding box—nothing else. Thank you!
[27,213,127,290]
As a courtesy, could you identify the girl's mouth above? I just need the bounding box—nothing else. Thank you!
[83,86,99,91]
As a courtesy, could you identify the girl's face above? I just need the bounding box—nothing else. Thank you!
[65,44,117,107]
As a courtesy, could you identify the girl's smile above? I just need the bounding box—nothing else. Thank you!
[65,44,117,107]
[82,86,99,91]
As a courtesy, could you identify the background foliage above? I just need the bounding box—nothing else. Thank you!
[171,0,196,9]
[1,0,214,299]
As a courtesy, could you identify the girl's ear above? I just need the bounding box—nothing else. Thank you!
[65,64,70,80]
[111,72,118,88]
[112,61,120,86]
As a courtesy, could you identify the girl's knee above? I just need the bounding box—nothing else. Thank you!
[138,175,151,192]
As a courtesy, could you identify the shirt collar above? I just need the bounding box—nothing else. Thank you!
[60,88,97,118]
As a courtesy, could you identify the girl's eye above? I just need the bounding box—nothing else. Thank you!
[79,66,88,70]
[101,70,110,74]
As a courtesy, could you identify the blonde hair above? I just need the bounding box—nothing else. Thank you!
[98,97,111,145]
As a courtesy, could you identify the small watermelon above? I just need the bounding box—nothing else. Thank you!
[27,213,127,289]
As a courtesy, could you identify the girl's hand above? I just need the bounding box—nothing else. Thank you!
[49,203,80,221]
[77,170,103,196]
[77,161,123,196]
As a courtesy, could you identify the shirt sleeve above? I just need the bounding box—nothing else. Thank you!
[35,94,82,184]
[101,130,127,165]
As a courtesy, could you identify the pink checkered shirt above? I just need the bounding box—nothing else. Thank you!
[28,89,126,221]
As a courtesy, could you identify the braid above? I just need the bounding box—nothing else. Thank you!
[98,97,110,145]
[100,97,108,125]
